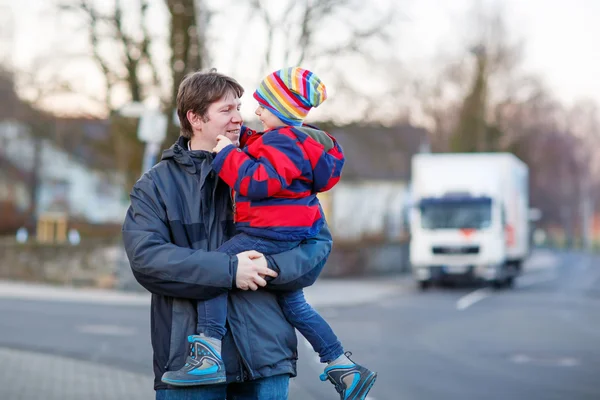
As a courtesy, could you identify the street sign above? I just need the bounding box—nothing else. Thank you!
[118,102,146,118]
[137,110,167,143]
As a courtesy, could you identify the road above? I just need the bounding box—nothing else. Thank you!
[1,250,599,399]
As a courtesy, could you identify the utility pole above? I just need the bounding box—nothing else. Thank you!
[580,168,593,251]
[28,138,42,229]
[0,5,14,69]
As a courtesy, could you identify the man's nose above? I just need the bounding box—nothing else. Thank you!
[232,109,243,124]
[255,106,261,116]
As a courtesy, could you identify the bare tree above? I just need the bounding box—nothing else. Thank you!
[50,0,208,188]
[410,55,470,152]
[51,0,162,189]
[567,100,600,248]
[447,2,525,153]
[495,79,590,243]
[245,0,395,74]
[165,0,209,144]
[58,0,162,108]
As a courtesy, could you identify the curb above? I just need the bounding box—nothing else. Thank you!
[0,275,413,308]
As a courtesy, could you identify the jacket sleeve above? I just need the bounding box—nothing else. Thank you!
[212,129,303,200]
[122,176,237,300]
[264,214,333,292]
[313,139,345,193]
[239,125,257,148]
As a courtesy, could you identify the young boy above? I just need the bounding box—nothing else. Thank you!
[161,67,377,400]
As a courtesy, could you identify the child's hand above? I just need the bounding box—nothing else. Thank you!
[213,135,233,153]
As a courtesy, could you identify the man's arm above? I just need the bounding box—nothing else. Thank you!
[263,214,333,292]
[122,178,236,299]
[123,176,276,299]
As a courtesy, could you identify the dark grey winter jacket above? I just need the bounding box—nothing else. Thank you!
[122,136,333,390]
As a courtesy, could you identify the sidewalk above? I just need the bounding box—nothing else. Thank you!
[0,274,413,307]
[1,347,155,400]
[0,275,412,400]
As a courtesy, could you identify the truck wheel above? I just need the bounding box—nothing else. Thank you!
[418,281,431,291]
[491,280,505,290]
[504,276,515,288]
[513,261,523,273]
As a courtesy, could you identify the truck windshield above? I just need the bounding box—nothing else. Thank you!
[419,198,492,230]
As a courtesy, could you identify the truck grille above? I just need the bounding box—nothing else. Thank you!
[432,245,480,255]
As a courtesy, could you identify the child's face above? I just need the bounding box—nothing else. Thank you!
[255,105,285,130]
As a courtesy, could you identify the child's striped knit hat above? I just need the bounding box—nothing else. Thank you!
[253,67,327,126]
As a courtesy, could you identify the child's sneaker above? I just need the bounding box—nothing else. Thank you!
[161,334,226,386]
[320,352,377,400]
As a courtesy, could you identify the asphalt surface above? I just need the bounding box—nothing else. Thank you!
[1,250,599,400]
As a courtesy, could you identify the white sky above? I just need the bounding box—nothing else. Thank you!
[1,0,599,120]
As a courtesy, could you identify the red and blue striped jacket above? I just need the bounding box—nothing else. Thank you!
[212,124,345,241]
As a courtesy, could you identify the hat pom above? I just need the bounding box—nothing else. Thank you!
[288,67,327,108]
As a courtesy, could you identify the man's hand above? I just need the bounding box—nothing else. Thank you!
[213,135,234,153]
[236,250,278,290]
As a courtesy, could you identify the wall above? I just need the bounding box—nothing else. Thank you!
[322,242,410,277]
[0,240,121,288]
[0,239,411,290]
[319,180,409,243]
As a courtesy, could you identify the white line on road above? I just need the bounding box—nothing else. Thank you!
[76,324,137,336]
[456,270,558,310]
[509,353,580,367]
[456,288,492,310]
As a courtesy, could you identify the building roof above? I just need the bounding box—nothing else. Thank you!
[329,123,429,181]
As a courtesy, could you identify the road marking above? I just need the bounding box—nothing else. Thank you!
[457,270,558,310]
[509,353,580,367]
[76,324,137,336]
[456,288,492,310]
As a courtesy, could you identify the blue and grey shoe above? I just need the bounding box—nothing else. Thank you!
[161,335,226,386]
[320,352,377,400]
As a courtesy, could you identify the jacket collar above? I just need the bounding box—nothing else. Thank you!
[161,136,214,175]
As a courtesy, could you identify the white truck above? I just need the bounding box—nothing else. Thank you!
[409,153,530,289]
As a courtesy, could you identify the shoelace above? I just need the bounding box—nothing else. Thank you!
[320,351,356,394]
[183,343,197,367]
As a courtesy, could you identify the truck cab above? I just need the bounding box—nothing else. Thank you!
[409,153,529,289]
[411,194,514,289]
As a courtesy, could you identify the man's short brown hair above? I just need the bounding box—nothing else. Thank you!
[176,68,245,139]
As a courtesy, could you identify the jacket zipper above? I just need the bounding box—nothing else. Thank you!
[229,323,253,381]
[230,189,237,223]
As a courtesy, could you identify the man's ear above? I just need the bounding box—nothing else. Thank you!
[187,110,203,130]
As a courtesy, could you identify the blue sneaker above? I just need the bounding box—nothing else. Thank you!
[161,335,226,386]
[320,352,377,400]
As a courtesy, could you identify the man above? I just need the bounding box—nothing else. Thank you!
[122,68,333,400]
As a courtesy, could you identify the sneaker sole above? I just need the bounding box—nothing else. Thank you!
[161,376,227,387]
[352,372,377,400]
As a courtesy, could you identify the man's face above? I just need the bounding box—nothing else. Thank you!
[198,91,243,146]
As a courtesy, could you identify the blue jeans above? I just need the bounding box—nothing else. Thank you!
[155,374,289,400]
[197,233,343,362]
